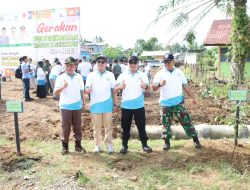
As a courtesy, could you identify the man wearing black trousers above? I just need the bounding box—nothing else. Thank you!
[115,56,152,154]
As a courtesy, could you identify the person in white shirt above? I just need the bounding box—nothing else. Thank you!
[21,56,33,101]
[54,57,86,155]
[152,53,201,151]
[49,58,64,92]
[120,58,128,73]
[36,61,46,98]
[28,58,36,91]
[77,56,92,85]
[115,56,152,154]
[85,55,117,154]
[143,61,151,83]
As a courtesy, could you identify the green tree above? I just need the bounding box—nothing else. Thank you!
[123,48,135,58]
[135,37,163,55]
[103,45,123,60]
[166,42,188,53]
[155,0,249,84]
[184,31,198,49]
[231,0,249,86]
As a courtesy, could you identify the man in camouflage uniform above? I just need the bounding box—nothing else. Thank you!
[152,53,201,150]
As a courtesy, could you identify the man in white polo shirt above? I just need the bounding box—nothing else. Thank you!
[152,53,201,151]
[115,56,152,154]
[77,56,92,85]
[49,58,64,94]
[85,55,117,154]
[54,57,86,155]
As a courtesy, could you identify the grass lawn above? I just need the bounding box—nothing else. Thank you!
[0,137,250,190]
[220,62,250,79]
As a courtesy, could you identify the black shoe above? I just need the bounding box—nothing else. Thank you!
[193,136,201,149]
[75,141,86,153]
[25,98,33,102]
[53,96,59,100]
[61,142,69,155]
[120,146,128,155]
[142,146,152,153]
[163,139,170,151]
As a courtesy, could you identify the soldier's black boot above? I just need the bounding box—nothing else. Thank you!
[193,136,201,149]
[163,139,170,151]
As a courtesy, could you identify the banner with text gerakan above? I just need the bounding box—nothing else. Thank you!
[0,7,80,75]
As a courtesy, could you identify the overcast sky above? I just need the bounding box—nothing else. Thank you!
[0,0,249,48]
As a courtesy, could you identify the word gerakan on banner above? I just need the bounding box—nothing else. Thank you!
[0,7,80,69]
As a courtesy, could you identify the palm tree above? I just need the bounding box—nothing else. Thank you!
[154,0,249,85]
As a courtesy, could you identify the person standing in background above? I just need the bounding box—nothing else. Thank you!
[36,61,47,98]
[49,58,64,94]
[112,59,122,80]
[21,56,33,102]
[92,60,97,72]
[143,60,151,83]
[28,58,37,93]
[44,60,52,95]
[77,56,92,86]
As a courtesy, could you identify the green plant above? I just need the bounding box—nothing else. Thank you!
[76,171,90,187]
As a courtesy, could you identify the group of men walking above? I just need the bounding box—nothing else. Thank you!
[54,53,201,155]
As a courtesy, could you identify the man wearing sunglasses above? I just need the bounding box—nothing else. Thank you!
[85,55,117,154]
[152,53,201,151]
[115,55,152,154]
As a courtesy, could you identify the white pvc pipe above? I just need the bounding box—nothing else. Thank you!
[120,124,250,140]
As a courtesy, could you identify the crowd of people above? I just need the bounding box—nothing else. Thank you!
[17,53,201,155]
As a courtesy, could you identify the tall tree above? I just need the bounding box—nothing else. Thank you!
[155,0,249,83]
[231,0,249,87]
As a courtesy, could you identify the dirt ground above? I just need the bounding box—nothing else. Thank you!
[1,72,250,189]
[0,138,250,190]
[0,70,249,141]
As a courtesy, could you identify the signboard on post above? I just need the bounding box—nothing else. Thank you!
[228,90,249,146]
[6,101,24,155]
[229,90,248,101]
[6,101,23,113]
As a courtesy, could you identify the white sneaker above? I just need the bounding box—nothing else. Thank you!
[107,144,113,154]
[93,146,101,153]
